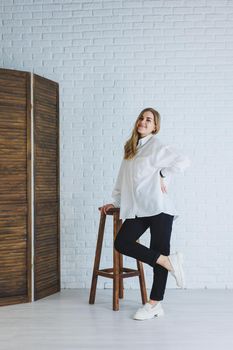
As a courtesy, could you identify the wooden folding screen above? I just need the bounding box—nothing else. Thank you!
[33,74,60,301]
[0,68,60,306]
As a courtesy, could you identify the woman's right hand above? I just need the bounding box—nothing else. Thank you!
[160,176,167,193]
[100,203,115,214]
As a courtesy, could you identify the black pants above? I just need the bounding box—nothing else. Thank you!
[114,212,174,301]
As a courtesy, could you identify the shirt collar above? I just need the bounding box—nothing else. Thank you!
[137,133,154,148]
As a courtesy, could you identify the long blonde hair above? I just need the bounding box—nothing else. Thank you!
[124,108,161,160]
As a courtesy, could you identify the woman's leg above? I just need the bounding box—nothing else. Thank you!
[114,216,161,267]
[149,213,174,302]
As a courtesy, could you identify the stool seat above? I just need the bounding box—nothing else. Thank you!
[89,207,147,311]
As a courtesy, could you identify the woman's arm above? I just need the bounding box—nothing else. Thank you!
[159,144,191,178]
[111,158,125,208]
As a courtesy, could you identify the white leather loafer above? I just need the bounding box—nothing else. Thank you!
[133,302,164,320]
[168,251,185,288]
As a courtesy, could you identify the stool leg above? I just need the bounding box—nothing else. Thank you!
[137,260,148,305]
[113,246,120,311]
[89,212,106,305]
[113,213,120,311]
[117,218,124,299]
[119,252,124,299]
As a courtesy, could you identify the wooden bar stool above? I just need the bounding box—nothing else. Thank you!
[89,207,147,311]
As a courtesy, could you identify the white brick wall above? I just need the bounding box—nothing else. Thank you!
[1,0,233,290]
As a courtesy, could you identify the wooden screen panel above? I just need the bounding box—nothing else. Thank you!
[33,74,60,300]
[0,68,31,306]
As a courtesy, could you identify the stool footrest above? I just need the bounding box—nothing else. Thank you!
[97,267,141,279]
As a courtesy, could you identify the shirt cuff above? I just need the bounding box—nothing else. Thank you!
[111,199,120,208]
[160,169,166,178]
[160,168,170,177]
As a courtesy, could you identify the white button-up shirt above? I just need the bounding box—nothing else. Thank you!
[111,133,191,223]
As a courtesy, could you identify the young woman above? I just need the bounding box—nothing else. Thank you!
[100,107,191,320]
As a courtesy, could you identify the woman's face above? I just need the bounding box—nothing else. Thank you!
[136,111,156,137]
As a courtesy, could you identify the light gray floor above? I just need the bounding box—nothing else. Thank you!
[0,288,233,350]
